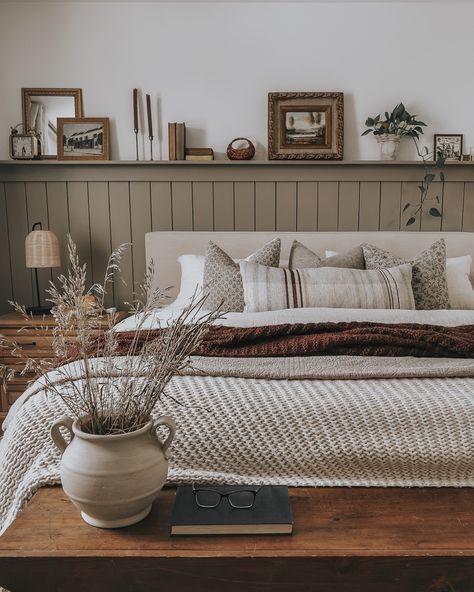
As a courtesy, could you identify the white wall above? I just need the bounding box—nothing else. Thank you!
[0,1,473,161]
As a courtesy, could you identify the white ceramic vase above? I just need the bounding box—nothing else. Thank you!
[376,134,401,161]
[51,415,176,528]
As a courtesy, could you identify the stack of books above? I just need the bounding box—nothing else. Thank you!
[168,122,186,160]
[185,148,214,161]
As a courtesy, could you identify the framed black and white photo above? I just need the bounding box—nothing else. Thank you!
[268,92,344,160]
[434,134,463,162]
[57,117,109,160]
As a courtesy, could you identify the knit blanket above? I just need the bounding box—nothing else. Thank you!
[115,322,474,359]
[1,354,474,536]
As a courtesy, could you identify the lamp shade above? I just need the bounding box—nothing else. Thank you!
[25,230,61,269]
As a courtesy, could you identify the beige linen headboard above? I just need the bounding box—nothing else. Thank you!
[145,231,474,300]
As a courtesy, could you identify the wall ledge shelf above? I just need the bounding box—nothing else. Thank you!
[0,159,473,167]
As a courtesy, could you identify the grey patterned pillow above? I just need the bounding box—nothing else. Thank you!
[203,238,281,311]
[289,241,365,270]
[362,239,449,310]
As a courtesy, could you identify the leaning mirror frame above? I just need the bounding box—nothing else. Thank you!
[21,88,84,159]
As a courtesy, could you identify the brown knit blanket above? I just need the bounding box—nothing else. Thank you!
[112,322,474,359]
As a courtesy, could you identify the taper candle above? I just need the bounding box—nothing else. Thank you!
[133,88,139,132]
[146,94,153,139]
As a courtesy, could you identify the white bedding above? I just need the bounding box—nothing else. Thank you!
[114,306,474,332]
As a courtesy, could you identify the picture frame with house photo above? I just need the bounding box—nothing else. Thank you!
[434,134,463,162]
[268,92,343,160]
[57,117,110,160]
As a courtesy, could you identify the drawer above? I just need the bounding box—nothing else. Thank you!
[7,385,27,406]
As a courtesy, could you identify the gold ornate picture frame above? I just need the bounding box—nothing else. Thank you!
[268,92,344,160]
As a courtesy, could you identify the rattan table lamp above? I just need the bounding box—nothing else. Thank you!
[25,222,61,315]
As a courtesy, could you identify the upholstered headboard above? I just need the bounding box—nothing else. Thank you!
[145,231,474,300]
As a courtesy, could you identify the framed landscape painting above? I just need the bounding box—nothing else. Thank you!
[268,92,344,160]
[57,117,110,160]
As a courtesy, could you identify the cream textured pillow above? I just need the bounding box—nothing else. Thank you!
[240,261,415,313]
[203,238,281,311]
[362,239,449,310]
[289,241,365,270]
[447,256,474,309]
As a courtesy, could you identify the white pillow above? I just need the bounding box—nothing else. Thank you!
[172,254,289,308]
[326,250,474,310]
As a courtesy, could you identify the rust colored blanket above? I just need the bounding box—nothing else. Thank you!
[114,322,474,358]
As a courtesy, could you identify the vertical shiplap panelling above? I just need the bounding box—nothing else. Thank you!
[400,182,421,231]
[151,182,172,231]
[25,182,51,301]
[317,182,338,231]
[130,182,152,290]
[338,182,359,231]
[213,182,234,231]
[109,182,133,307]
[442,183,464,231]
[88,182,113,308]
[276,182,297,231]
[296,182,317,231]
[234,182,255,231]
[421,181,443,232]
[171,182,193,231]
[379,182,401,231]
[68,182,93,286]
[462,183,474,231]
[358,182,380,231]
[47,182,70,281]
[0,184,13,313]
[192,182,213,231]
[255,182,276,231]
[5,183,32,305]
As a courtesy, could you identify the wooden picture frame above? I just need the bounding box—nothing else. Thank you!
[268,92,344,160]
[57,117,110,161]
[434,134,463,162]
[22,88,83,159]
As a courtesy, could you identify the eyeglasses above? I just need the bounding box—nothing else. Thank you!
[192,484,262,509]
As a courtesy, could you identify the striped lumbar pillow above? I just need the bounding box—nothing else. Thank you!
[239,261,415,312]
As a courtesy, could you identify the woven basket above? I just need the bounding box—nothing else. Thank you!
[226,138,255,160]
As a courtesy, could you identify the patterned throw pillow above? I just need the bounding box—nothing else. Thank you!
[289,241,365,270]
[362,239,449,310]
[203,238,281,311]
[240,261,415,313]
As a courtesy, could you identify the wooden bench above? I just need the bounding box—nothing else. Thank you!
[0,486,473,592]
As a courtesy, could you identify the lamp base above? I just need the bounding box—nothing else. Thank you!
[26,305,52,316]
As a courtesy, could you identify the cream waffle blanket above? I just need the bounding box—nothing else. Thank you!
[1,354,474,535]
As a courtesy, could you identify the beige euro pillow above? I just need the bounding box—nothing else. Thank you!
[289,241,365,270]
[240,261,415,313]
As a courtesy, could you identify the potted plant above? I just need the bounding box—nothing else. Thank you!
[10,238,221,528]
[362,103,426,160]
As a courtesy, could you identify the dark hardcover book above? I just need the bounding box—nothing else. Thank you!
[168,122,176,160]
[170,485,293,535]
[186,148,214,156]
[176,122,186,160]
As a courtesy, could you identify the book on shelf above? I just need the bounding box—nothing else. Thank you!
[176,123,186,160]
[185,147,214,161]
[168,123,176,161]
[170,485,293,536]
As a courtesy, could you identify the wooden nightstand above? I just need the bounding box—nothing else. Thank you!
[0,311,128,423]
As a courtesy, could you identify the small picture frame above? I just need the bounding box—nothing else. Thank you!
[433,134,463,162]
[57,117,110,161]
[268,92,344,160]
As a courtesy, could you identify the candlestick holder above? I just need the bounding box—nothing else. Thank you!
[149,136,154,161]
[134,129,139,161]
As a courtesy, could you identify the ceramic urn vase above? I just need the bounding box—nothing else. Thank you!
[51,415,176,528]
[376,134,401,161]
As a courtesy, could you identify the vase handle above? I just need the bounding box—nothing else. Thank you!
[51,416,74,455]
[153,416,176,460]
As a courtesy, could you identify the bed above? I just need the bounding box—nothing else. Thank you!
[1,230,474,589]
